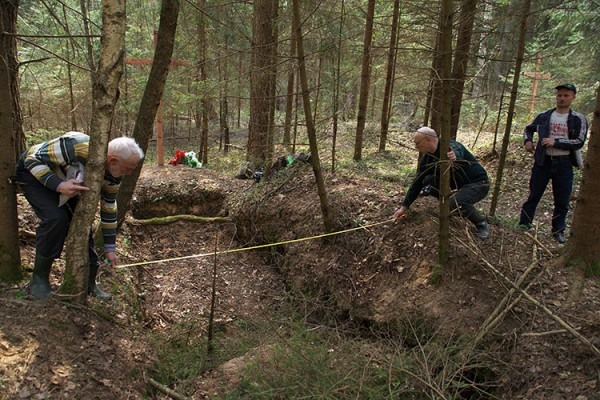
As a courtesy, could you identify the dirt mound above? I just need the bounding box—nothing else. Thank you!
[4,162,599,399]
[229,163,600,399]
[131,165,241,219]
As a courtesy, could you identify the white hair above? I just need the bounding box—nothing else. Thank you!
[416,126,438,138]
[108,137,144,161]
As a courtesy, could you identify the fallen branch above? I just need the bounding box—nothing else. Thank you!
[19,229,36,239]
[147,377,190,400]
[476,226,541,343]
[477,273,542,343]
[456,236,600,358]
[134,215,232,225]
[524,231,554,257]
[522,329,573,337]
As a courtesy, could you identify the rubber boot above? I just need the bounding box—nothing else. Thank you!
[475,221,490,240]
[29,254,53,299]
[88,263,112,300]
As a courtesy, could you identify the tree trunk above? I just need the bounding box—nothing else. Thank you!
[292,68,300,154]
[313,45,323,123]
[353,0,376,161]
[331,0,345,174]
[437,0,453,266]
[379,0,400,152]
[264,0,279,178]
[292,0,334,233]
[198,0,209,165]
[489,0,531,217]
[79,0,96,75]
[0,0,23,282]
[283,11,296,152]
[61,0,126,303]
[450,0,478,139]
[116,0,180,227]
[237,54,242,128]
[568,86,600,264]
[491,75,509,156]
[429,10,445,135]
[61,4,78,131]
[219,39,230,154]
[422,67,435,127]
[247,0,276,168]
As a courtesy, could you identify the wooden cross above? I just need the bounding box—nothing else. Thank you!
[126,31,186,166]
[522,53,551,113]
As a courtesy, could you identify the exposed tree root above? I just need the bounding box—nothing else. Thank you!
[134,214,232,225]
[147,376,190,400]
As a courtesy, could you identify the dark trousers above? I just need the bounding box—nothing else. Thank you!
[519,156,573,233]
[16,163,98,266]
[449,182,489,225]
[425,176,489,226]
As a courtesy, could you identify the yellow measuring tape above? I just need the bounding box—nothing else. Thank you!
[116,218,395,269]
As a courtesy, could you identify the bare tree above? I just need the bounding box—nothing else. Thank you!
[292,0,334,233]
[196,0,209,165]
[247,0,277,168]
[265,0,279,178]
[437,0,454,265]
[218,37,230,154]
[428,11,445,134]
[489,0,532,217]
[116,0,180,226]
[331,0,345,174]
[450,0,478,139]
[568,86,600,265]
[353,0,376,161]
[379,0,400,152]
[61,0,127,303]
[282,10,297,152]
[0,0,23,282]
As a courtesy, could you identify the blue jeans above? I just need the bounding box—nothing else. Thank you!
[519,156,573,233]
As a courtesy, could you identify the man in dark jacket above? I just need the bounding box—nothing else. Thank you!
[394,126,490,239]
[519,83,588,244]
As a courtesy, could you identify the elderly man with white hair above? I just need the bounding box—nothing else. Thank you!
[17,131,144,299]
[394,126,490,239]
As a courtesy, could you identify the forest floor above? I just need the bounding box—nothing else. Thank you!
[1,131,599,399]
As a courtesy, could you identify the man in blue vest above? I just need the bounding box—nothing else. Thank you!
[519,84,588,244]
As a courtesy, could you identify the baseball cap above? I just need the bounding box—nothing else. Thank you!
[555,83,576,94]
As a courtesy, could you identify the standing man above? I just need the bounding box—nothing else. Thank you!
[394,126,490,239]
[17,131,144,299]
[519,84,588,244]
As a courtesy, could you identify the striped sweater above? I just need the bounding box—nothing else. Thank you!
[21,131,121,252]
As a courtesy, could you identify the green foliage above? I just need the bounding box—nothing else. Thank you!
[210,310,500,400]
[428,263,444,286]
[24,129,63,146]
[584,260,600,280]
[150,322,209,390]
[569,258,600,280]
[336,150,414,184]
[528,0,599,114]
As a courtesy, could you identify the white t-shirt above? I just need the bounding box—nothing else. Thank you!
[546,111,570,156]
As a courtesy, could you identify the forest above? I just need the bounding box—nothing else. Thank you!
[1,0,599,399]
